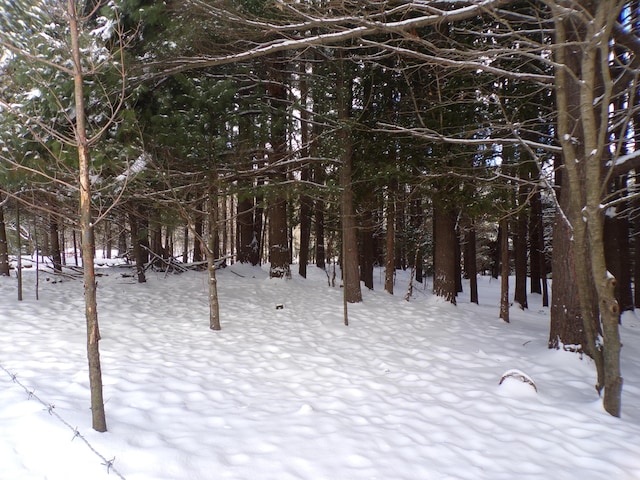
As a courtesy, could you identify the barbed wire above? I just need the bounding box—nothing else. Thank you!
[0,362,127,480]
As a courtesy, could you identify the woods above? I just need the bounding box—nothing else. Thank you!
[1,0,639,428]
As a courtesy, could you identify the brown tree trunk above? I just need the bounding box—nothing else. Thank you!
[337,54,362,304]
[298,166,313,278]
[69,0,107,432]
[193,200,204,263]
[552,0,621,415]
[50,215,62,273]
[604,205,633,312]
[360,208,375,290]
[0,194,9,276]
[207,179,221,331]
[314,195,326,269]
[499,218,509,323]
[267,55,291,279]
[466,225,478,305]
[129,209,146,284]
[529,188,543,294]
[514,185,528,309]
[384,186,396,295]
[433,204,457,305]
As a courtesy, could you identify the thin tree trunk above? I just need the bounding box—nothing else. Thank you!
[466,226,478,305]
[129,210,146,283]
[499,218,509,323]
[69,0,107,432]
[514,185,528,309]
[384,185,396,294]
[298,166,313,278]
[207,179,221,331]
[193,200,204,263]
[529,188,542,294]
[50,215,62,273]
[0,194,9,276]
[16,203,22,301]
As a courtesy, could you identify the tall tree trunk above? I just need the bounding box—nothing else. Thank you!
[207,179,221,331]
[193,200,204,264]
[384,185,396,295]
[182,224,189,263]
[433,204,457,304]
[298,166,313,278]
[298,59,312,278]
[129,209,146,284]
[314,200,326,269]
[499,218,509,323]
[552,0,621,415]
[337,58,362,304]
[69,0,107,432]
[0,194,10,276]
[236,188,254,264]
[105,221,112,259]
[117,214,127,257]
[529,188,543,294]
[50,215,62,273]
[466,225,478,305]
[604,201,633,312]
[514,185,528,309]
[360,208,375,290]
[267,55,291,279]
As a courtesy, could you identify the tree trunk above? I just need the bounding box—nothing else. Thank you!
[529,188,543,295]
[193,200,204,263]
[514,185,528,309]
[552,0,621,415]
[604,207,633,312]
[314,195,326,269]
[207,180,221,331]
[360,207,375,290]
[182,224,189,263]
[466,226,478,305]
[50,215,62,273]
[433,204,457,304]
[298,165,313,278]
[499,218,509,323]
[69,0,107,432]
[384,185,395,295]
[129,209,146,284]
[117,214,127,257]
[0,194,10,276]
[337,54,362,304]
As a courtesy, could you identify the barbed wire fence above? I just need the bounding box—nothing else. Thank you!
[0,362,128,480]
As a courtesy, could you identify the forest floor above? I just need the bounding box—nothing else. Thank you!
[1,259,639,480]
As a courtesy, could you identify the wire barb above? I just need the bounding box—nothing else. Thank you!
[0,362,127,480]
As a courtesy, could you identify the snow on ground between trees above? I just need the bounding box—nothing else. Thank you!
[1,263,640,480]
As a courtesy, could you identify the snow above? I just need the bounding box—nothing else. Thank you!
[1,261,640,480]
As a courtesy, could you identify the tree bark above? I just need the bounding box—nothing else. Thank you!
[514,184,528,309]
[337,54,362,303]
[551,0,622,415]
[68,0,106,432]
[529,188,543,295]
[466,225,478,304]
[0,194,10,276]
[207,179,221,331]
[129,209,146,284]
[433,204,457,305]
[499,218,509,323]
[384,185,396,295]
[50,215,62,273]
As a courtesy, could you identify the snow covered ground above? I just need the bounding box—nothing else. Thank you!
[1,261,640,480]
